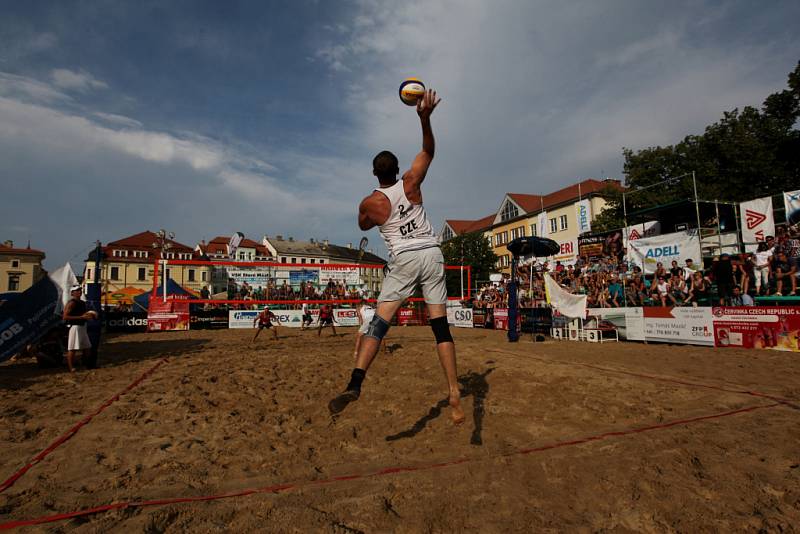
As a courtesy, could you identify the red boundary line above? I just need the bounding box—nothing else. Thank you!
[487,348,799,410]
[0,358,169,494]
[0,402,781,530]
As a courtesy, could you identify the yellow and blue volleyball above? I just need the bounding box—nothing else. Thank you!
[399,78,425,106]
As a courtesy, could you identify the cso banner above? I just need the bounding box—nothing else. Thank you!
[740,196,775,251]
[446,305,474,328]
[643,306,714,346]
[712,307,800,352]
[628,231,701,274]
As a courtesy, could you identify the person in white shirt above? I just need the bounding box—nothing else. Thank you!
[753,242,773,295]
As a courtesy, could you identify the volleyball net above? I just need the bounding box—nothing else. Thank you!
[151,258,472,308]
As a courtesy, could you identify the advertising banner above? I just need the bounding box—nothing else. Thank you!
[578,229,624,260]
[623,221,661,248]
[712,307,800,352]
[552,239,578,265]
[446,306,474,328]
[587,307,645,341]
[575,199,592,234]
[226,268,273,290]
[147,300,190,331]
[320,267,361,286]
[0,277,61,363]
[643,306,714,346]
[289,269,318,286]
[628,231,702,274]
[784,190,800,227]
[493,308,509,330]
[333,308,360,327]
[739,196,775,251]
[190,309,229,330]
[105,312,148,332]
[229,309,324,328]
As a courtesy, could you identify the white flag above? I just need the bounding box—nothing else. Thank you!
[537,211,549,238]
[544,273,586,319]
[739,196,775,252]
[784,190,800,227]
[575,199,592,234]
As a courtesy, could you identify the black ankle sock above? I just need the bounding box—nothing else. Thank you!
[346,368,366,392]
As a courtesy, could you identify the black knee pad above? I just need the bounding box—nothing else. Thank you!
[364,315,390,341]
[430,316,453,344]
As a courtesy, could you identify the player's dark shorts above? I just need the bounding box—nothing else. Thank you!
[258,321,273,329]
[303,313,313,323]
[320,316,333,325]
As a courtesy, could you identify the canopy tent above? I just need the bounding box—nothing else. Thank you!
[133,279,197,312]
[102,286,145,307]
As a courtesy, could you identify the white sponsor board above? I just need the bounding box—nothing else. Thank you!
[643,307,714,346]
[575,199,592,234]
[628,231,702,274]
[319,267,361,285]
[229,310,260,328]
[334,308,360,327]
[227,268,272,290]
[740,196,775,252]
[553,239,578,265]
[587,307,645,341]
[446,305,474,328]
[623,221,660,249]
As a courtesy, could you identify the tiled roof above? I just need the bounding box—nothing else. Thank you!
[508,179,622,214]
[445,213,495,235]
[0,244,45,256]
[265,237,386,264]
[106,231,194,252]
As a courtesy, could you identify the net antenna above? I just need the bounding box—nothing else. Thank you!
[357,237,368,260]
[227,232,244,257]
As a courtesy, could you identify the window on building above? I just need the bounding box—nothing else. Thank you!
[530,224,537,237]
[511,226,526,240]
[280,257,286,263]
[559,214,568,231]
[11,260,19,268]
[201,271,207,282]
[310,259,316,264]
[319,260,325,264]
[301,258,306,264]
[550,218,558,234]
[188,269,196,282]
[110,266,120,280]
[500,200,519,222]
[442,226,454,241]
[87,268,92,280]
[8,274,20,291]
[138,267,146,281]
[291,258,296,263]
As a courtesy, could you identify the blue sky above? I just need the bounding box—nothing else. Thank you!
[1,0,799,269]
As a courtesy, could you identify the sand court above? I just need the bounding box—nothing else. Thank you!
[1,327,798,531]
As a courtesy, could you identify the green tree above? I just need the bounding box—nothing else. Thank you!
[606,60,800,220]
[441,232,498,297]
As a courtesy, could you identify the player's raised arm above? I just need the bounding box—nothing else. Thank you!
[403,89,441,188]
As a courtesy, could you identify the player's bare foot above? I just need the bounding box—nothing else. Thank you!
[449,393,465,425]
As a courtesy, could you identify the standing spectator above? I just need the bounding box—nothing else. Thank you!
[771,251,796,296]
[63,285,93,372]
[752,242,773,295]
[713,253,734,305]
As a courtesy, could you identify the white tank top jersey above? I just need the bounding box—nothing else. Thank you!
[375,180,439,258]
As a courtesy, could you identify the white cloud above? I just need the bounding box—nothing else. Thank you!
[51,68,108,92]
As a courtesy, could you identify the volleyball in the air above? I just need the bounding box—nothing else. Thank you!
[399,78,425,106]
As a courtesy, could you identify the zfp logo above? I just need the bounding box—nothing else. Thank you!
[745,209,766,230]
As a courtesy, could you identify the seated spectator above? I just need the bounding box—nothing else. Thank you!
[713,253,734,305]
[771,251,797,295]
[670,275,687,305]
[608,276,624,307]
[730,285,754,306]
[669,260,683,280]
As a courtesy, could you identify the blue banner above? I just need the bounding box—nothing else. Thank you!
[0,277,62,363]
[289,269,318,286]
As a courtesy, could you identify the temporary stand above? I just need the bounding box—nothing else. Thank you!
[506,236,560,343]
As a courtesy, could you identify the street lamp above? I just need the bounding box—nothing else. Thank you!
[152,229,175,303]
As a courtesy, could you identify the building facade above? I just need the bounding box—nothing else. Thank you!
[442,179,621,274]
[0,240,46,293]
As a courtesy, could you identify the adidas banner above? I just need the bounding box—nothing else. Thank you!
[739,196,775,252]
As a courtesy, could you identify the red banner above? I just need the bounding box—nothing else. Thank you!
[396,308,427,326]
[493,308,509,330]
[147,299,190,332]
[712,307,800,352]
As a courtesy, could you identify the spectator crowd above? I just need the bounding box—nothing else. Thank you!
[472,226,799,309]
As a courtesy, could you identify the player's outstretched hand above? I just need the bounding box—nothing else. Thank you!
[416,89,440,119]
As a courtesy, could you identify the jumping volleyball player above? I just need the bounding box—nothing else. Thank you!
[330,88,465,424]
